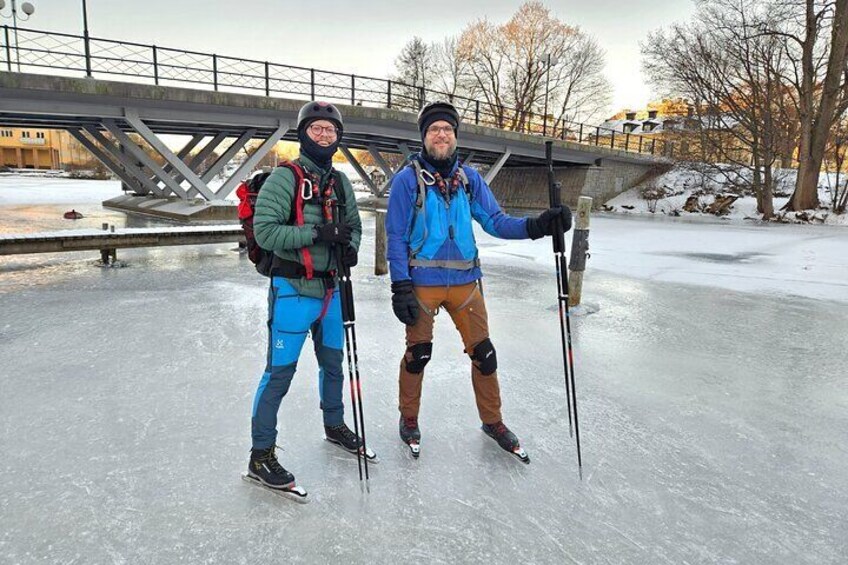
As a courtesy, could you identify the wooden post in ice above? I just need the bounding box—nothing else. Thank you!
[375,209,388,276]
[568,196,592,307]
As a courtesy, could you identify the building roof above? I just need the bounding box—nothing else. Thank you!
[596,113,739,136]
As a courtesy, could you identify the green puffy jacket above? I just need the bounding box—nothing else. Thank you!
[253,153,362,299]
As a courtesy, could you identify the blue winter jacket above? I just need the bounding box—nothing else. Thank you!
[386,154,531,286]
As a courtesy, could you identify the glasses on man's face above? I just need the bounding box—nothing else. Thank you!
[426,125,455,136]
[308,124,339,137]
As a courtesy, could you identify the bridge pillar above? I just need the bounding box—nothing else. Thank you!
[489,160,670,211]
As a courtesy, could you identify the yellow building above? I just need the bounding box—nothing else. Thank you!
[0,127,91,170]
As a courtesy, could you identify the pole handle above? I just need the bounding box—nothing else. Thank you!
[545,141,566,254]
[331,202,356,323]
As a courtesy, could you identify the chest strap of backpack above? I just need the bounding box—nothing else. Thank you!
[282,162,346,318]
[283,161,346,281]
[275,161,317,280]
[270,257,335,280]
[408,257,480,269]
[409,160,431,259]
[408,160,476,270]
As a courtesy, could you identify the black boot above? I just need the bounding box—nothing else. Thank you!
[247,446,295,489]
[399,415,421,458]
[481,421,530,464]
[324,423,379,463]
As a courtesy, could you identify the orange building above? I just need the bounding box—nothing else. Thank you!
[0,127,90,170]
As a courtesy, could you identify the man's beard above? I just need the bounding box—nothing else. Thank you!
[425,139,456,160]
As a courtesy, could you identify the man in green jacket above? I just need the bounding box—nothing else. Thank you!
[247,101,376,491]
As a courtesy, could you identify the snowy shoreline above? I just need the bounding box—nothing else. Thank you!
[606,163,848,227]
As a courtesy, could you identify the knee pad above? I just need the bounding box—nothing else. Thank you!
[404,342,432,374]
[472,338,497,376]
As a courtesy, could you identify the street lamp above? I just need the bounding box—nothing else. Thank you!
[537,53,559,137]
[0,0,36,71]
[81,0,91,77]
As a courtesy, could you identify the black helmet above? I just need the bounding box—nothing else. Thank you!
[417,101,460,136]
[297,101,344,132]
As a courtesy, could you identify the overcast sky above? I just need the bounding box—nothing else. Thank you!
[18,0,696,116]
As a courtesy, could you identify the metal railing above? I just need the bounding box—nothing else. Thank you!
[1,25,676,158]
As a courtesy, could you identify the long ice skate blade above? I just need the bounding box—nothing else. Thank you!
[481,428,531,465]
[324,437,380,464]
[241,473,309,504]
[406,441,420,459]
[511,447,531,465]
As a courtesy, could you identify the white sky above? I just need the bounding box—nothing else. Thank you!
[17,0,696,117]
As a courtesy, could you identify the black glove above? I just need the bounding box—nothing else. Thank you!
[314,223,353,245]
[526,206,573,240]
[341,245,358,268]
[391,280,419,326]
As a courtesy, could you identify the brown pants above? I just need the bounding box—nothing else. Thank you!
[398,282,503,425]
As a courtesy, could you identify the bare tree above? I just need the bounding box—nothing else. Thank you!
[771,0,848,210]
[430,37,468,98]
[550,34,612,125]
[391,37,434,111]
[823,111,848,212]
[429,36,482,121]
[457,19,509,127]
[643,0,791,218]
[457,2,610,132]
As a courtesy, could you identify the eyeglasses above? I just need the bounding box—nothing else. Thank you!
[426,125,455,136]
[308,124,339,137]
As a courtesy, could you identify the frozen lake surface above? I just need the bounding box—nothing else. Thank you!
[1,182,847,564]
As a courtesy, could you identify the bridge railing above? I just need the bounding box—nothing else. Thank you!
[1,25,676,158]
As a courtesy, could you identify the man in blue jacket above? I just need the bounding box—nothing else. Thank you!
[386,101,572,463]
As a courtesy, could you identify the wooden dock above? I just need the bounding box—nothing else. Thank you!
[0,225,244,258]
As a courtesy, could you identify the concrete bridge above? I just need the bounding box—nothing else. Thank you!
[0,28,671,220]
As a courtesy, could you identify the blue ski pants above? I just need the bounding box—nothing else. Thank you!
[251,277,345,450]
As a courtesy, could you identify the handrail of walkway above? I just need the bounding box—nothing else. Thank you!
[0,25,676,158]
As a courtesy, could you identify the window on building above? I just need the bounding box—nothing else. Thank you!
[21,131,31,138]
[36,132,45,139]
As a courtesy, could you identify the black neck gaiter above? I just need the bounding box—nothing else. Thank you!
[421,148,458,178]
[298,128,339,170]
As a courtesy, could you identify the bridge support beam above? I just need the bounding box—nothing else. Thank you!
[78,125,167,197]
[377,141,413,197]
[484,149,512,185]
[338,144,378,195]
[156,133,204,191]
[200,129,256,185]
[66,127,151,196]
[160,134,204,178]
[102,119,189,200]
[124,110,216,200]
[175,132,228,188]
[367,145,395,180]
[217,121,289,199]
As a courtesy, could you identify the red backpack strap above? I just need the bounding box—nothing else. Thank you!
[278,161,315,280]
